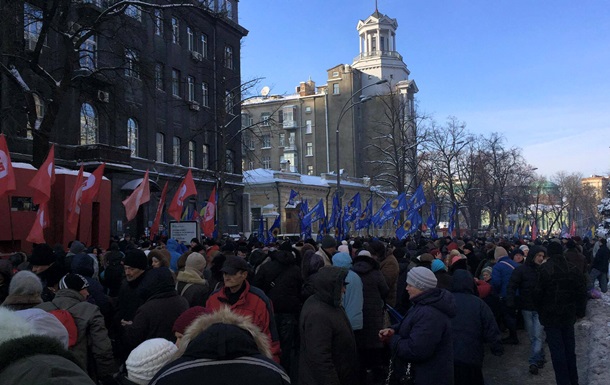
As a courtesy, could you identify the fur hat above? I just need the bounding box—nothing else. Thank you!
[321,235,337,249]
[124,249,148,270]
[126,338,178,385]
[185,252,206,273]
[431,259,446,273]
[406,266,437,290]
[494,246,508,261]
[0,307,34,345]
[29,243,56,266]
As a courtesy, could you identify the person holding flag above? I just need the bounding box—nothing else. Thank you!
[168,170,197,221]
[202,186,217,239]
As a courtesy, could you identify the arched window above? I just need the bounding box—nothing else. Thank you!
[127,118,138,156]
[80,103,98,145]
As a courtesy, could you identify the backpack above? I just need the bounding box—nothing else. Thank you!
[49,306,78,348]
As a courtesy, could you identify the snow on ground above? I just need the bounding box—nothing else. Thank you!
[578,290,610,385]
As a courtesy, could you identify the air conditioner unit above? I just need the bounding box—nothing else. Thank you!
[189,102,200,111]
[190,51,203,62]
[97,90,110,103]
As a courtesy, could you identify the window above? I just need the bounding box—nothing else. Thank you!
[225,90,234,114]
[171,17,179,44]
[332,83,340,94]
[154,9,163,36]
[125,5,141,21]
[202,144,209,169]
[307,165,314,175]
[306,142,313,156]
[187,26,195,51]
[279,133,285,147]
[226,150,234,173]
[187,76,195,101]
[188,141,196,167]
[282,106,294,127]
[171,69,180,97]
[305,120,312,134]
[261,112,270,126]
[305,106,312,113]
[173,137,181,165]
[201,82,209,107]
[241,113,253,128]
[248,161,254,170]
[200,33,208,57]
[262,134,271,148]
[80,103,97,145]
[79,34,96,70]
[156,133,164,162]
[277,110,283,124]
[223,0,233,20]
[332,71,339,78]
[224,45,233,69]
[24,3,42,49]
[262,156,271,169]
[125,49,139,78]
[127,118,138,156]
[155,63,163,90]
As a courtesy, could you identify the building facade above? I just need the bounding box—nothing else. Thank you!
[1,0,248,243]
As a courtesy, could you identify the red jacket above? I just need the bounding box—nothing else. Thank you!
[206,281,281,363]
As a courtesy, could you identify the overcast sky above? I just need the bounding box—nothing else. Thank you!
[239,0,610,178]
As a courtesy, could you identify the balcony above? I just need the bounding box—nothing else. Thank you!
[283,120,298,129]
[72,143,131,168]
[353,50,403,62]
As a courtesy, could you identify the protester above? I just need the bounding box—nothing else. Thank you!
[491,246,520,344]
[117,338,178,385]
[332,252,364,331]
[175,252,210,306]
[1,270,43,310]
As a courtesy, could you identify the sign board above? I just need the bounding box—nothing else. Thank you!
[169,221,199,243]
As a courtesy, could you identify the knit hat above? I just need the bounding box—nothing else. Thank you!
[124,249,148,270]
[417,253,434,262]
[321,235,337,249]
[69,241,86,255]
[59,273,89,291]
[357,250,372,258]
[449,249,461,258]
[494,246,508,261]
[126,338,178,385]
[481,266,493,277]
[29,243,56,266]
[338,245,350,254]
[185,252,206,273]
[547,242,564,256]
[446,242,458,252]
[172,306,211,334]
[519,245,529,252]
[431,259,446,273]
[8,271,43,297]
[406,266,437,290]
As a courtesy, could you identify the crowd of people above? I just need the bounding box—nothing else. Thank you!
[0,232,605,385]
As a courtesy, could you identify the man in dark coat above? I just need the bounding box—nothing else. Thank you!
[299,266,358,385]
[589,238,610,293]
[534,241,587,385]
[29,243,67,302]
[450,270,503,385]
[379,266,456,385]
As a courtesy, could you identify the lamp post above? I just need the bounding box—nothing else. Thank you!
[335,79,388,212]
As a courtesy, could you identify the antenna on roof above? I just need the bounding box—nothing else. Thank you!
[375,0,378,12]
[260,86,270,97]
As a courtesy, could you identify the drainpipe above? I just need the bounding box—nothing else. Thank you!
[275,181,282,233]
[324,89,330,173]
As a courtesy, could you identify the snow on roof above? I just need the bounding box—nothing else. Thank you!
[244,168,368,188]
[12,162,36,170]
[12,162,109,180]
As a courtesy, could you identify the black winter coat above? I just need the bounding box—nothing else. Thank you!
[351,255,389,349]
[506,250,540,311]
[592,245,610,273]
[254,250,303,314]
[450,270,503,366]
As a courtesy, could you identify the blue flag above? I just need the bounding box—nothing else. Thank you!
[380,193,408,224]
[408,185,426,211]
[396,209,422,240]
[346,192,361,222]
[426,202,437,239]
[328,193,341,232]
[257,216,266,244]
[355,198,373,230]
[268,216,281,242]
[371,199,391,227]
[448,204,457,235]
[303,199,325,228]
[287,189,299,206]
[300,199,311,240]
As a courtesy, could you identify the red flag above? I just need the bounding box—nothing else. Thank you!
[0,134,16,197]
[26,201,49,244]
[28,144,56,205]
[81,163,105,204]
[150,181,168,240]
[531,221,538,241]
[167,169,198,221]
[67,166,84,236]
[202,186,216,238]
[122,170,151,221]
[569,221,576,237]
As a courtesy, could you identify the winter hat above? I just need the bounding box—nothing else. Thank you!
[321,235,337,249]
[221,255,250,275]
[357,250,372,258]
[29,243,56,266]
[494,246,508,261]
[519,245,529,252]
[173,306,211,334]
[547,241,564,256]
[15,308,69,348]
[431,259,447,273]
[338,244,350,254]
[8,271,43,297]
[417,253,434,262]
[449,249,461,258]
[446,242,459,252]
[124,249,148,270]
[185,252,206,273]
[0,307,34,345]
[406,266,437,290]
[481,266,493,277]
[429,248,440,257]
[126,338,178,385]
[59,273,89,291]
[69,241,86,255]
[149,248,171,267]
[451,255,464,266]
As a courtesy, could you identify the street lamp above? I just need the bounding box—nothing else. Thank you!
[335,79,388,211]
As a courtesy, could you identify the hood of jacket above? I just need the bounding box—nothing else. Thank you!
[270,250,295,266]
[526,245,544,266]
[178,306,272,360]
[69,241,86,255]
[332,252,352,268]
[138,267,177,301]
[351,255,379,274]
[412,287,456,318]
[176,267,206,284]
[166,239,184,257]
[450,269,475,295]
[311,266,348,307]
[71,253,94,277]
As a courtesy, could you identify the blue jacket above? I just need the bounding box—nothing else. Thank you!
[450,270,503,366]
[332,252,364,330]
[390,288,456,385]
[166,239,184,271]
[491,256,519,298]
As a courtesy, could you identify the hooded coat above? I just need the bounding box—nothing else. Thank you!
[150,308,290,385]
[506,246,543,310]
[71,253,111,316]
[332,252,364,330]
[351,255,389,349]
[390,288,456,385]
[253,250,302,314]
[450,270,503,366]
[166,239,185,271]
[123,267,189,353]
[299,266,358,385]
[175,268,210,307]
[490,256,519,298]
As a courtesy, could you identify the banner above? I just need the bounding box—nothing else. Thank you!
[28,144,55,205]
[167,169,198,221]
[268,215,281,242]
[202,186,217,238]
[150,181,168,240]
[81,163,105,204]
[0,134,16,197]
[26,201,49,244]
[355,198,372,230]
[408,185,426,211]
[122,170,150,221]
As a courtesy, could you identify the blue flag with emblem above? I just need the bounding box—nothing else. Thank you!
[408,185,426,211]
[372,199,391,227]
[328,193,341,232]
[346,192,361,222]
[268,215,280,242]
[355,198,373,230]
[300,199,311,239]
[380,192,408,224]
[396,209,422,240]
[303,199,325,228]
[448,203,457,235]
[287,189,299,206]
[426,202,437,239]
[257,216,266,244]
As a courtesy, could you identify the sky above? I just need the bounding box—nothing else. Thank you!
[238,0,610,178]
